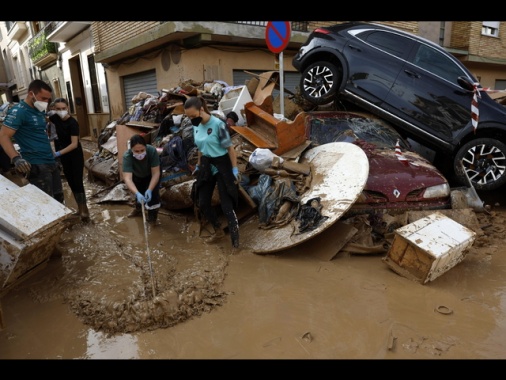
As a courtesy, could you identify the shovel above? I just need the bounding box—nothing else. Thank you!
[141,200,156,298]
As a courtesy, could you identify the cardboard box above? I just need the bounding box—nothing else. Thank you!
[383,211,476,284]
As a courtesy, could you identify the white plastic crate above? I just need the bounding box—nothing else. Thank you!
[219,86,252,126]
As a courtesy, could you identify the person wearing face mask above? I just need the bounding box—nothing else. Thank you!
[122,134,161,224]
[46,102,58,142]
[0,79,64,203]
[183,96,240,249]
[48,98,90,222]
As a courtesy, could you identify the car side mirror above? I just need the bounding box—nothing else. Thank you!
[457,76,475,92]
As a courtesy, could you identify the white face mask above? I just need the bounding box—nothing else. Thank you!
[31,92,48,113]
[133,152,146,160]
[56,110,68,119]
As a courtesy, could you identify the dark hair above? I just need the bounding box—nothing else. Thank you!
[28,79,52,94]
[53,98,69,106]
[130,134,146,148]
[226,111,239,123]
[184,95,210,114]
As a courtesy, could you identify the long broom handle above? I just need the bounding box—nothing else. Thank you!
[141,200,156,298]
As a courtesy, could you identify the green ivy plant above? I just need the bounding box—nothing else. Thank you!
[28,33,57,62]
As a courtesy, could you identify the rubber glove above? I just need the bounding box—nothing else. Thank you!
[232,167,239,179]
[144,189,152,203]
[135,191,146,204]
[12,156,31,174]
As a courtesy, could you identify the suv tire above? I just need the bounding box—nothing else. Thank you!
[300,61,340,105]
[453,137,506,191]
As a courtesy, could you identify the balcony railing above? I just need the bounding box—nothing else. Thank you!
[229,21,309,32]
[28,25,58,66]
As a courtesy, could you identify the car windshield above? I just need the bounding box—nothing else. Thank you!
[309,116,407,149]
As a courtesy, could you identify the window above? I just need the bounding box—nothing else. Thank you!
[495,80,506,91]
[482,21,499,37]
[361,31,411,59]
[412,44,466,86]
[87,54,102,113]
[66,81,75,114]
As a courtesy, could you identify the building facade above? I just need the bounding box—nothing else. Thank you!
[1,21,506,141]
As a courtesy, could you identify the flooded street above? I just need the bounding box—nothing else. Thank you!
[1,143,506,359]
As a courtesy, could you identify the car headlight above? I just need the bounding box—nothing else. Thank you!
[423,183,450,198]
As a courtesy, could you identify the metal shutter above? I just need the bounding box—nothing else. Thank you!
[123,70,158,112]
[232,70,301,98]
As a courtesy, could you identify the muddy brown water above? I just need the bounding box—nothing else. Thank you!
[1,143,506,359]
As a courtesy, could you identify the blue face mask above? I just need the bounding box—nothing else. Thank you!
[133,152,146,160]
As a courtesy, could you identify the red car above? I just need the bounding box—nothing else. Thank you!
[305,111,451,215]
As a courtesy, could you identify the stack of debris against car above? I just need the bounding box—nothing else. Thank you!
[84,70,485,281]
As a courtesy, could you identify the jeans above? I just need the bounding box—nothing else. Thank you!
[28,163,64,203]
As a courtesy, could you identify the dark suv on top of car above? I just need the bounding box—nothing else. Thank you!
[292,21,506,191]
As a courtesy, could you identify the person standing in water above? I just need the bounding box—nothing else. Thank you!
[0,79,64,203]
[49,98,90,222]
[184,95,240,249]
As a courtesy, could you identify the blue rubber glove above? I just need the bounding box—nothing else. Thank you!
[232,167,239,179]
[54,151,61,158]
[144,189,152,203]
[135,191,146,204]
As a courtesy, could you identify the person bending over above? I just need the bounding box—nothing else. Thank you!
[122,134,161,224]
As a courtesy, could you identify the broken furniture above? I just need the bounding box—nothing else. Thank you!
[231,102,308,156]
[0,175,74,327]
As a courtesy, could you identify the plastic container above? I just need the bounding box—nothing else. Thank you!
[218,86,252,126]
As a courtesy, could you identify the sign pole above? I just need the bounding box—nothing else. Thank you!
[265,21,291,119]
[279,51,284,117]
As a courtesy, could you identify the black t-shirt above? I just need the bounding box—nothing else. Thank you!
[49,114,81,152]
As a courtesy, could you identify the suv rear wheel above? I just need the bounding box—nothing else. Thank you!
[300,61,340,105]
[453,137,506,191]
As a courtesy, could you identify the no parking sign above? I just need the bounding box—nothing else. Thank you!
[265,21,291,117]
[265,21,291,53]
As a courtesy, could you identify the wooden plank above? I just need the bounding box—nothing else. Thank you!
[231,126,277,149]
[125,120,159,129]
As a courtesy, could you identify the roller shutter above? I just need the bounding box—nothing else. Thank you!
[123,70,158,112]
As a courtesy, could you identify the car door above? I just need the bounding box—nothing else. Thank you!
[343,28,415,106]
[383,41,475,146]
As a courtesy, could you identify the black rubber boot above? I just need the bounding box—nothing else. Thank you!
[230,225,239,248]
[74,192,90,222]
[147,209,158,224]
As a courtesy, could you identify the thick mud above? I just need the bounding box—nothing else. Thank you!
[1,144,506,359]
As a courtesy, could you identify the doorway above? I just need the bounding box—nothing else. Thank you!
[68,56,90,138]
